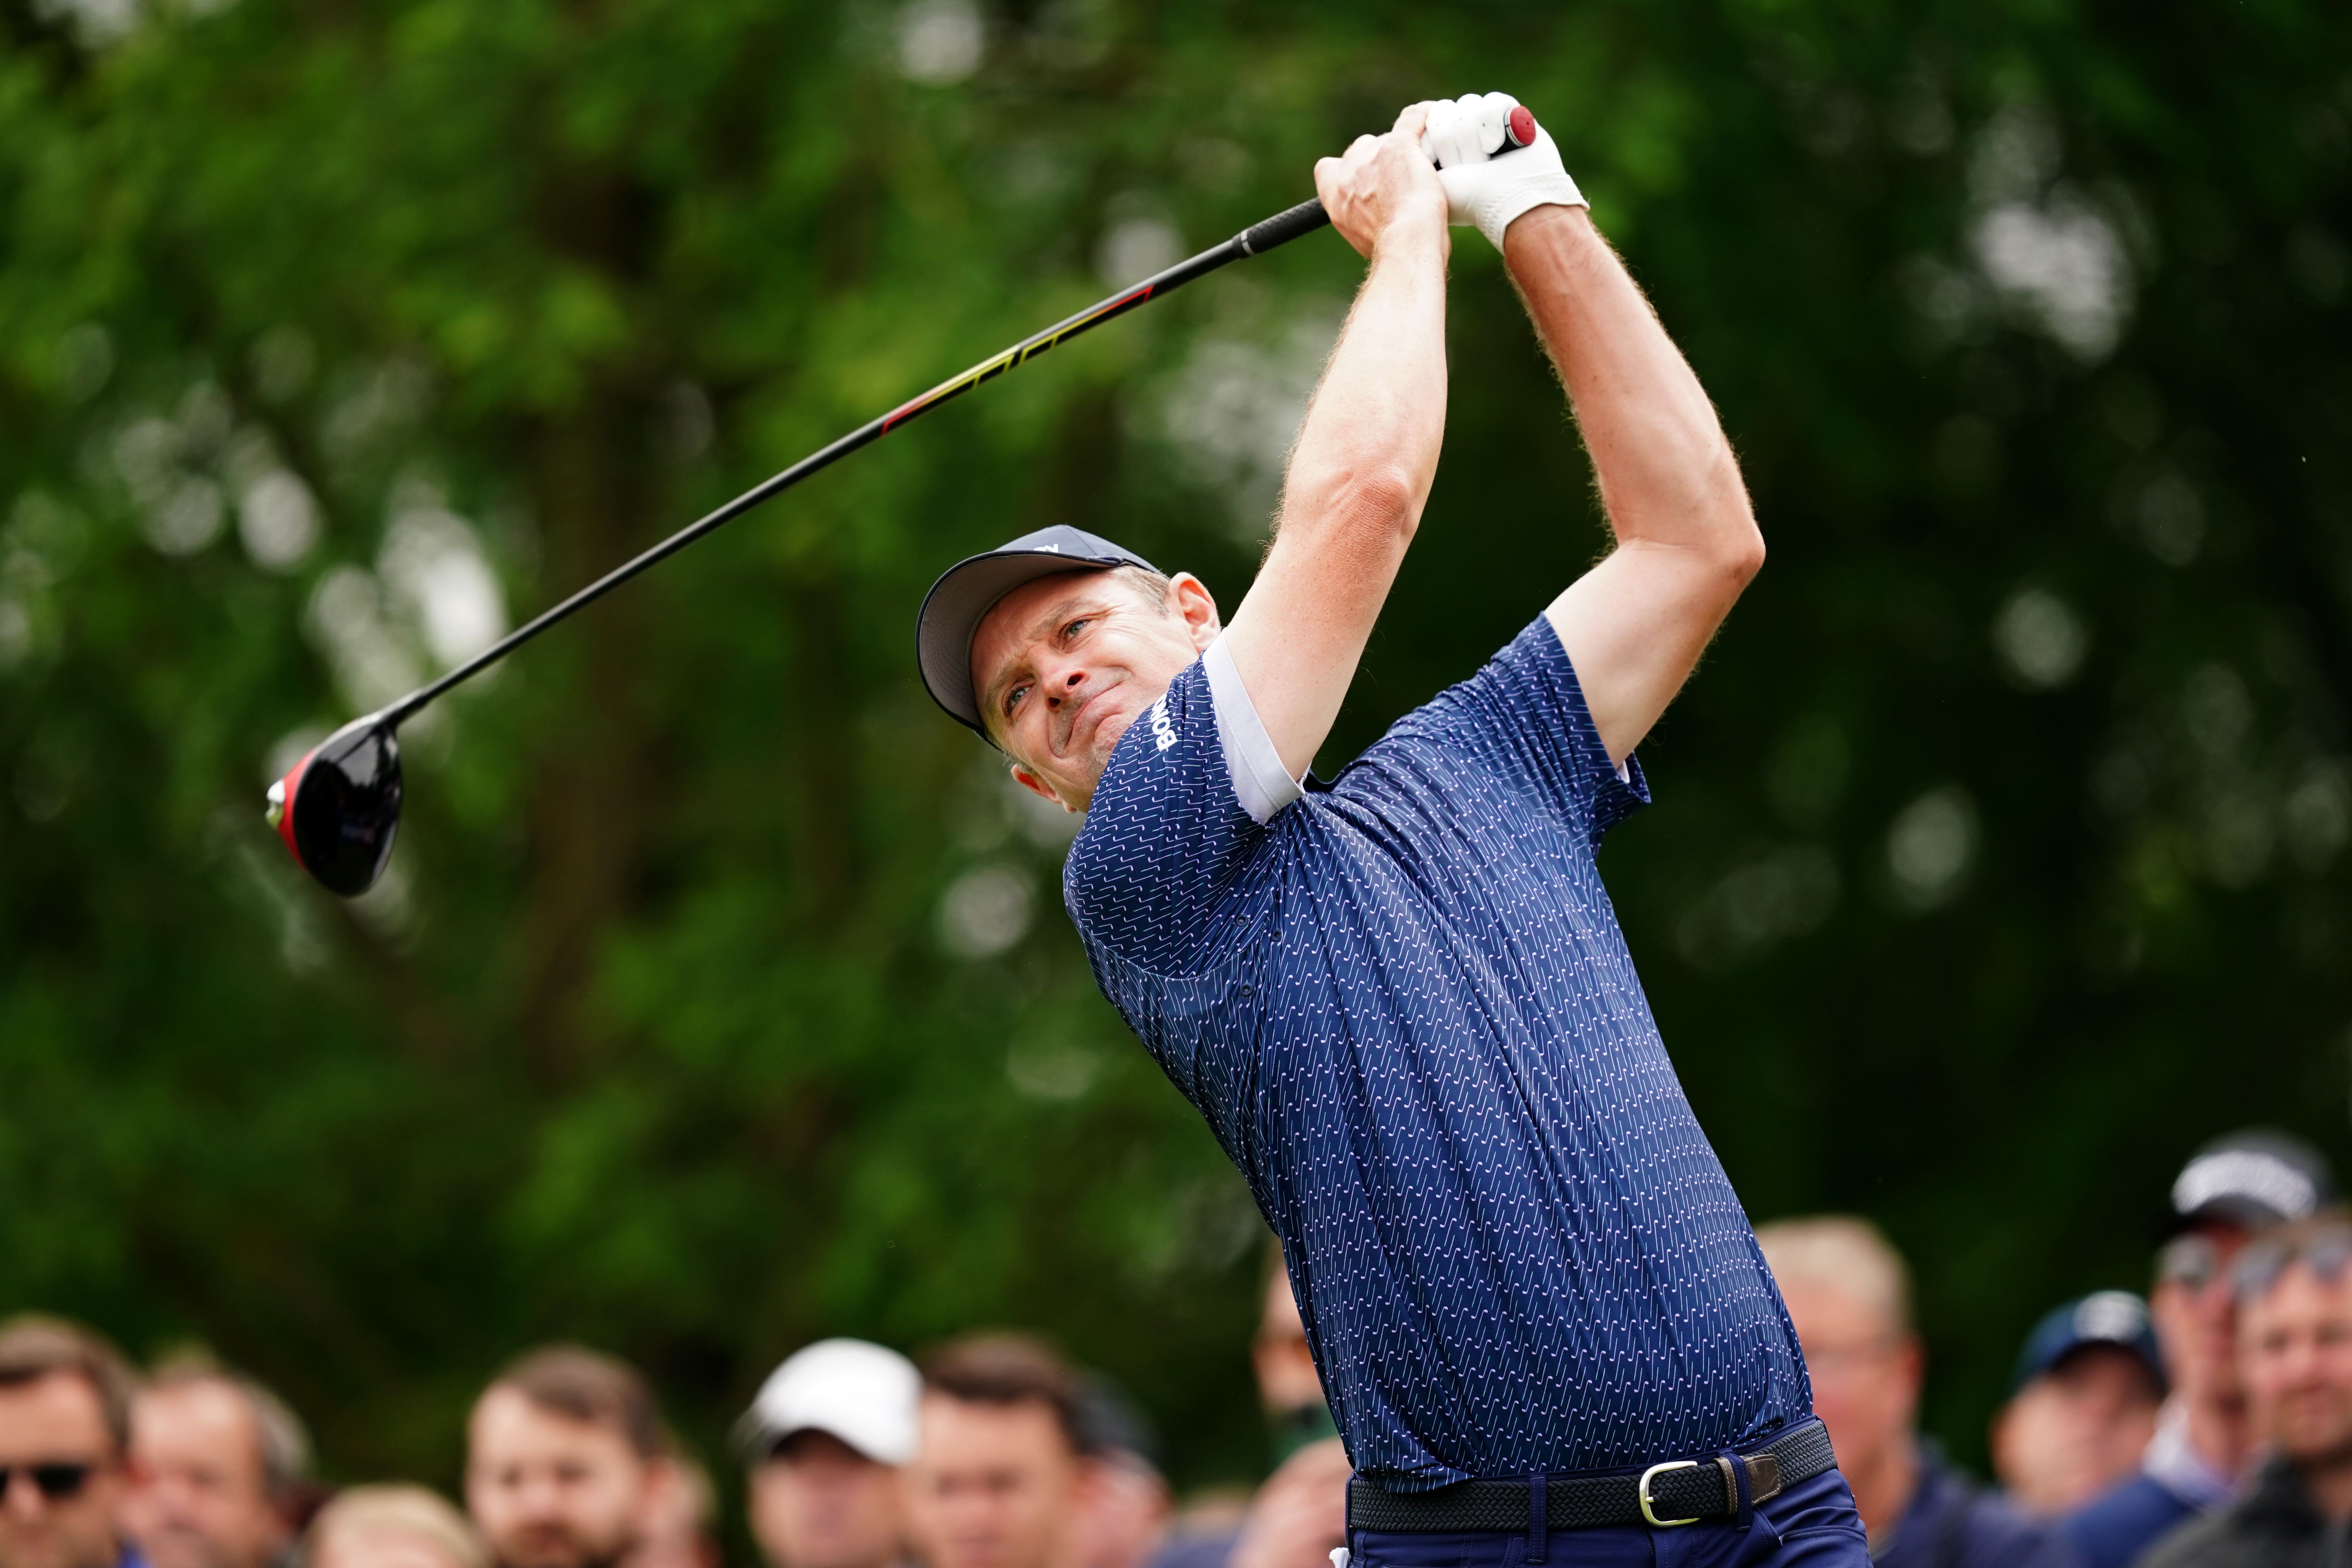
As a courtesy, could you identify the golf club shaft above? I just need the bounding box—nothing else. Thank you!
[382,196,1333,726]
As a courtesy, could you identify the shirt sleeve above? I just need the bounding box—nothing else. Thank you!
[1062,648,1279,973]
[1368,615,1650,847]
[1203,633,1304,825]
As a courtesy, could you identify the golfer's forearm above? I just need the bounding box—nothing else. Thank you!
[1504,206,1758,568]
[1506,204,1759,763]
[1225,220,1449,777]
[1283,228,1450,537]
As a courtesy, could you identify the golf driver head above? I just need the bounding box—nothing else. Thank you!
[266,714,403,897]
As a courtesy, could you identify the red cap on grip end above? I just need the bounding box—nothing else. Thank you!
[1506,105,1537,149]
[270,748,314,861]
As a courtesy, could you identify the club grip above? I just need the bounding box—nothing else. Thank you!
[1238,198,1332,257]
[1233,108,1537,260]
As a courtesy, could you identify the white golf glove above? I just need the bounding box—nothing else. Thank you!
[1419,91,1584,253]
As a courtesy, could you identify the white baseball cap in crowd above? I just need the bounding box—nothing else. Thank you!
[736,1339,921,1465]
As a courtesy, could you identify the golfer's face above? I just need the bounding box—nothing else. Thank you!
[971,572,1203,811]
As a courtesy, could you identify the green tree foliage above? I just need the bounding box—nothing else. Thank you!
[0,0,2347,1497]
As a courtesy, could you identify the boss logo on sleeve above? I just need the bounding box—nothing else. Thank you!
[1149,694,1176,752]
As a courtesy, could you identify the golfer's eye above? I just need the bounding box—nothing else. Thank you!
[1005,681,1031,717]
[1062,617,1091,642]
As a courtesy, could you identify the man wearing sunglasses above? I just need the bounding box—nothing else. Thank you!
[0,1316,144,1568]
[2065,1131,2336,1568]
[2139,1214,2352,1568]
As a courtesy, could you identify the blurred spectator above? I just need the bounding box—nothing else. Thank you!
[1081,1457,1167,1568]
[1994,1295,2167,1515]
[464,1347,677,1568]
[1220,1444,1348,1568]
[617,1460,714,1568]
[2067,1131,2335,1568]
[739,1341,917,1568]
[1153,1254,1345,1568]
[1071,1379,1167,1568]
[2140,1217,2352,1568]
[905,1334,1096,1568]
[306,1487,489,1568]
[1756,1217,2070,1568]
[124,1357,311,1568]
[1247,1267,1334,1466]
[0,1315,141,1568]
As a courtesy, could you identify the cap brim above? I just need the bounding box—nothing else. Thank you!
[734,1415,908,1466]
[916,550,1133,733]
[2165,1196,2291,1238]
[2016,1339,2167,1396]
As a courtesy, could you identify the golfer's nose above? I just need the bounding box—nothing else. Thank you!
[1045,668,1086,706]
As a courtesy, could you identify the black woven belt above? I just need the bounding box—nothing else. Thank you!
[1347,1419,1837,1533]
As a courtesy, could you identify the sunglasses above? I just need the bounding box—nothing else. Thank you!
[2158,1233,2226,1290]
[0,1463,94,1502]
[2232,1227,2352,1301]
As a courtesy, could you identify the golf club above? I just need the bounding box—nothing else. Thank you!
[267,108,1541,897]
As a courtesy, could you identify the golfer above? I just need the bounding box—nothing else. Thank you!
[916,94,1865,1566]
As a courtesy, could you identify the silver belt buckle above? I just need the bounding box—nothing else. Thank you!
[1637,1460,1703,1528]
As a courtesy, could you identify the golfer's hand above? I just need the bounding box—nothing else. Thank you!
[1314,105,1449,263]
[1419,91,1586,252]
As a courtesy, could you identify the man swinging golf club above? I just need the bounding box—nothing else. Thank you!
[917,93,1866,1568]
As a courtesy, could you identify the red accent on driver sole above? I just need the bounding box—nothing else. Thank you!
[275,748,315,863]
[1507,105,1537,148]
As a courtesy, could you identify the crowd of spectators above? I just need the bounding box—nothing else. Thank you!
[0,1242,1344,1568]
[1760,1127,2345,1568]
[2,1126,2347,1568]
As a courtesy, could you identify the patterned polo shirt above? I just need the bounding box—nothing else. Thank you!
[1062,616,1810,1490]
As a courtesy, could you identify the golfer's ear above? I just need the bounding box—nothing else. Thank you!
[1009,763,1078,812]
[1170,572,1221,651]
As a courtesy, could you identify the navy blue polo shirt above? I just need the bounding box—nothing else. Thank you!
[1063,617,1810,1490]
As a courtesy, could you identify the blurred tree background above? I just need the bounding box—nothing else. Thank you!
[2,0,2349,1519]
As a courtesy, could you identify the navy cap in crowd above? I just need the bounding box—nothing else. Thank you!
[916,525,1161,736]
[2166,1128,2337,1238]
[2011,1291,2167,1396]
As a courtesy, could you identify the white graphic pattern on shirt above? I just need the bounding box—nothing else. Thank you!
[1063,619,1810,1489]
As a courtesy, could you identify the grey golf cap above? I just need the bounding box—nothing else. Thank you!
[2166,1128,2337,1236]
[917,524,1160,735]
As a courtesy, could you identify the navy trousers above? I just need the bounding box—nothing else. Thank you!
[1348,1465,1872,1568]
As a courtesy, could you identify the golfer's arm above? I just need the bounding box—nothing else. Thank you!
[1508,205,1764,764]
[1224,227,1450,779]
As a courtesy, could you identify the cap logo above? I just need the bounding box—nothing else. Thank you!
[1040,543,1060,552]
[2174,1151,2318,1221]
[2072,1290,2148,1343]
